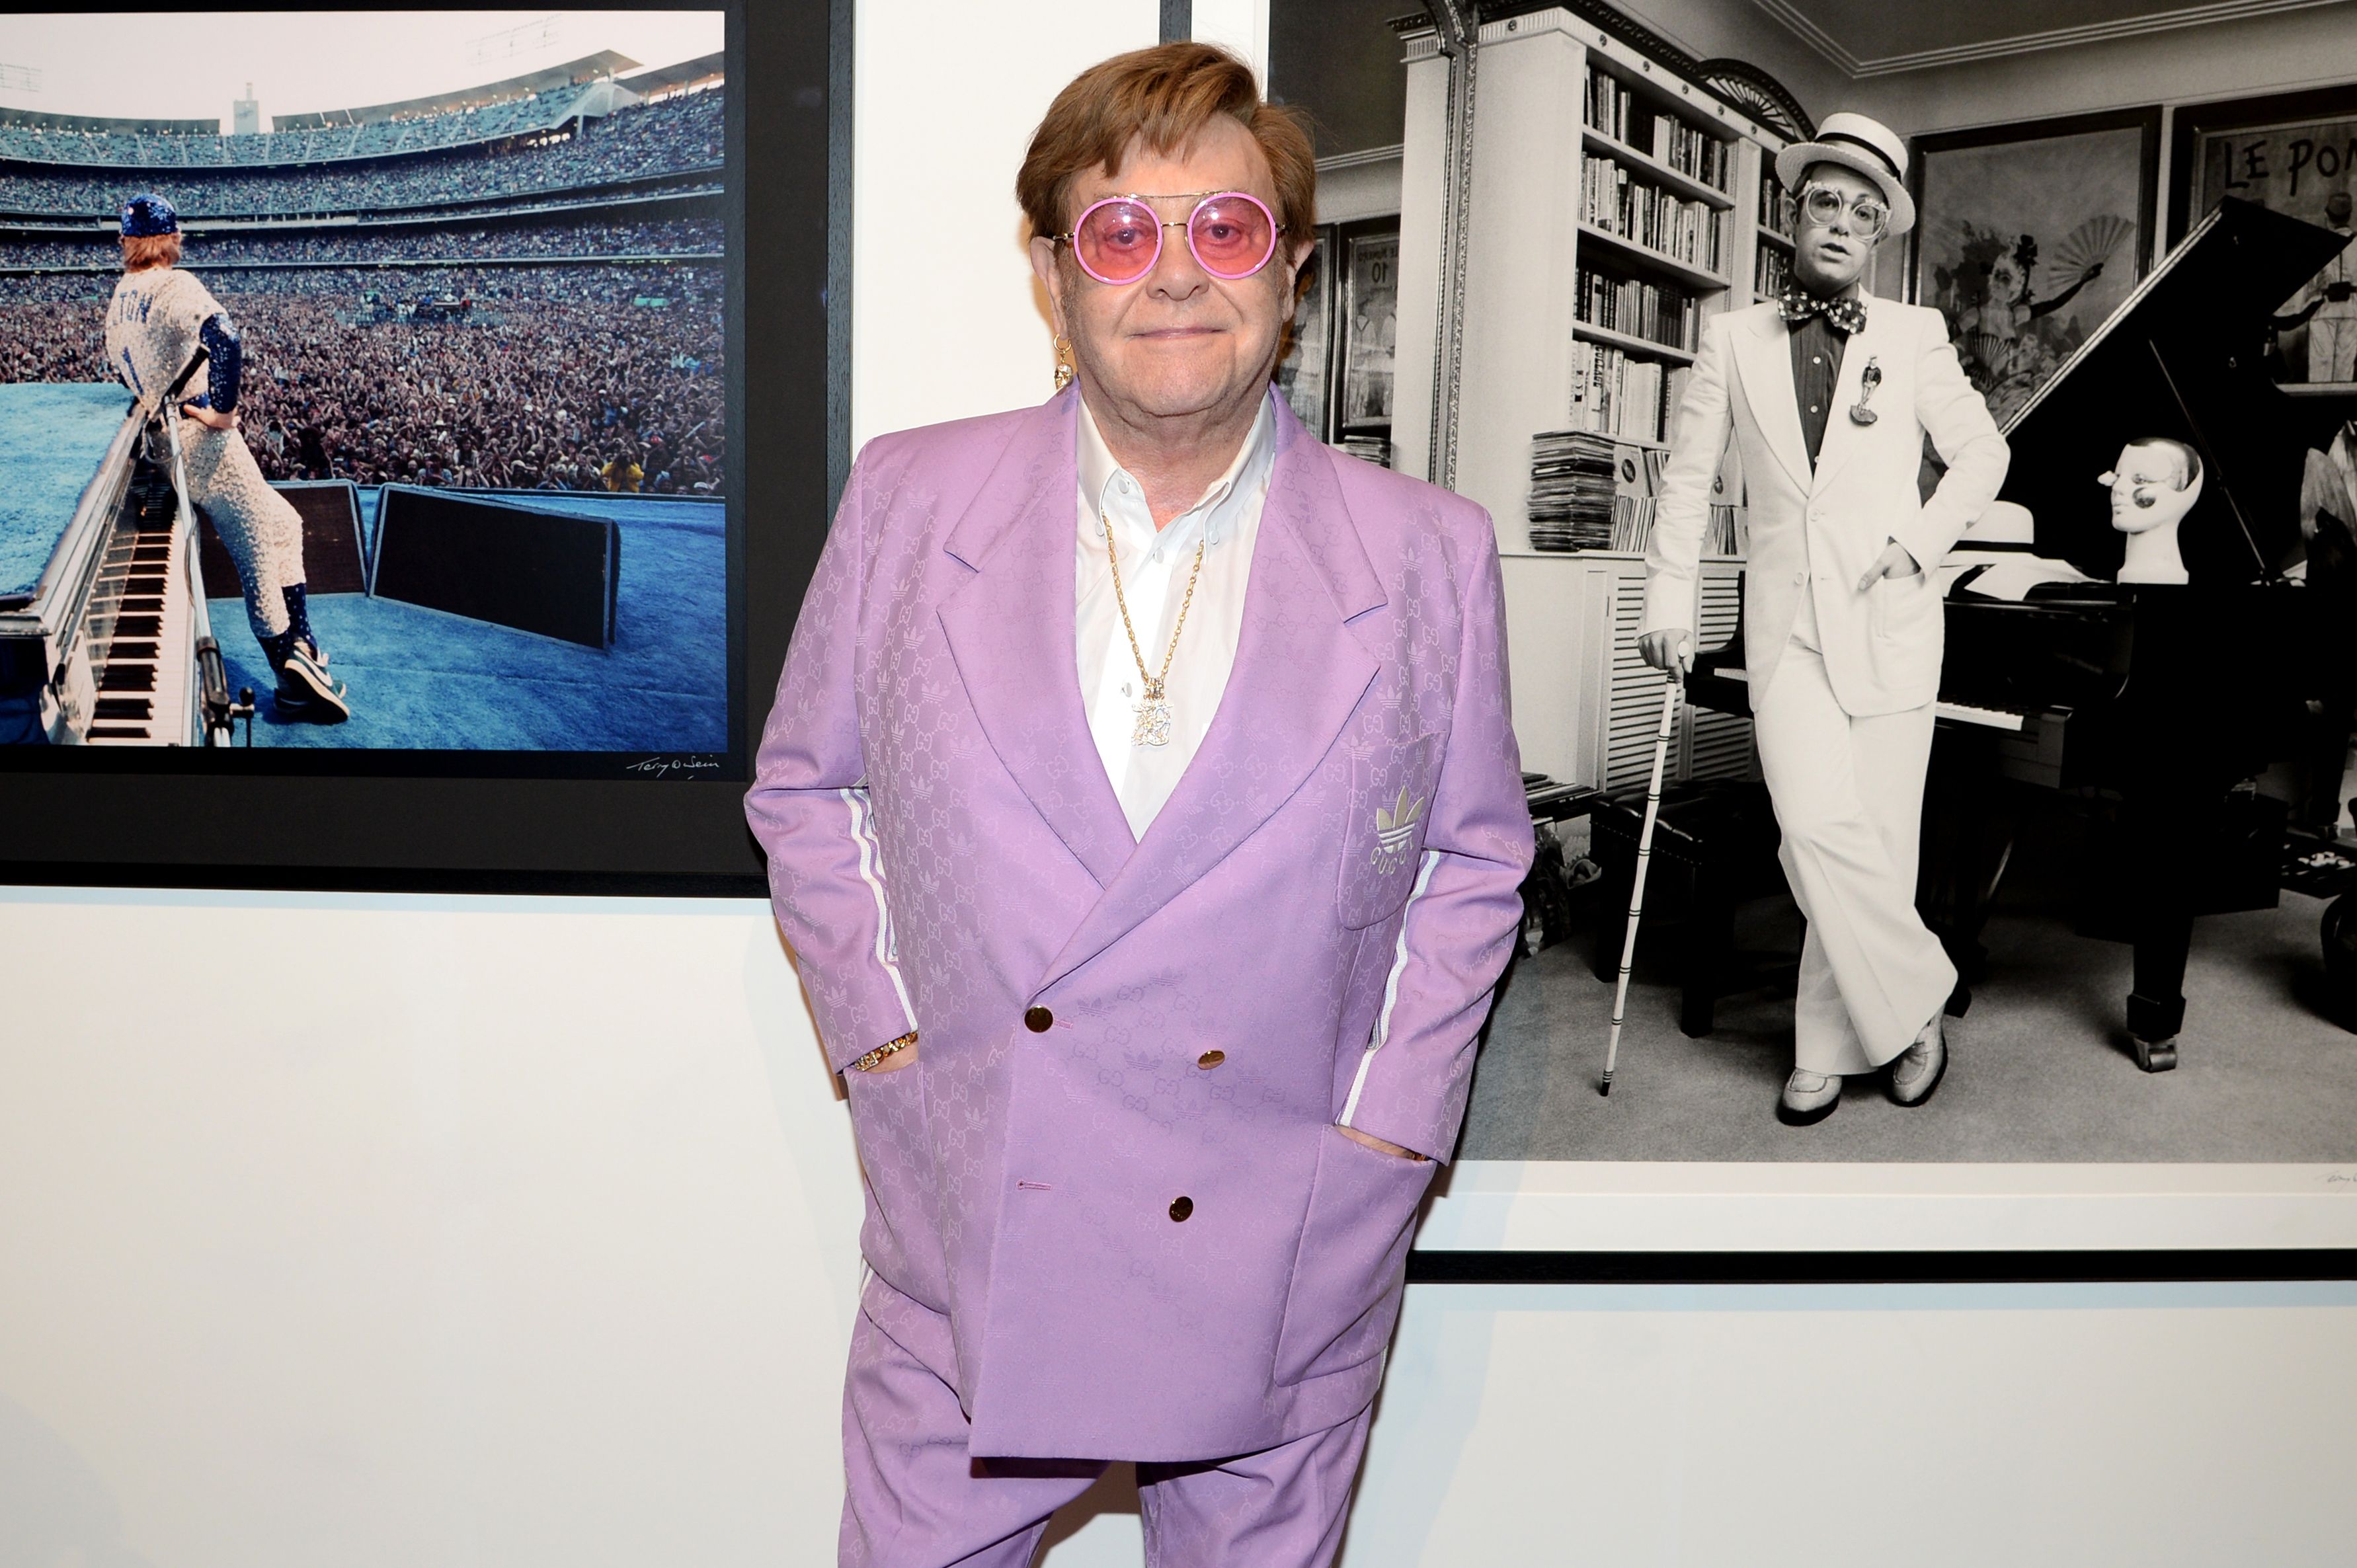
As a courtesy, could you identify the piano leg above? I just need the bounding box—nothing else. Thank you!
[2116,781,2226,1074]
[1919,727,2020,1017]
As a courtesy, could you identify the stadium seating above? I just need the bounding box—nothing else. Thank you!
[0,88,721,216]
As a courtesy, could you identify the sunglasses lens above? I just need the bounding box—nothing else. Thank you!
[1076,200,1161,282]
[1189,194,1275,278]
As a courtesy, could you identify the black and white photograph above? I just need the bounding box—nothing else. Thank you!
[0,10,729,758]
[1264,0,2357,1253]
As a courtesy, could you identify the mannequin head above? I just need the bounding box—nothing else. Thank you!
[2100,437,2204,584]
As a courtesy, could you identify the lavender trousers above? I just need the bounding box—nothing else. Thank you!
[842,1274,1375,1568]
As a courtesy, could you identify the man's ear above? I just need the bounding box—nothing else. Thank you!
[1029,235,1068,336]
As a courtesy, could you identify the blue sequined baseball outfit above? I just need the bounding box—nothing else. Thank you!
[103,266,306,651]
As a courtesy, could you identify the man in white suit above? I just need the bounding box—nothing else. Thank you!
[1639,112,2009,1125]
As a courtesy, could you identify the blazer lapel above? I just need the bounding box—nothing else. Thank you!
[1808,299,1892,493]
[1729,307,1812,495]
[936,389,1136,888]
[1036,403,1384,991]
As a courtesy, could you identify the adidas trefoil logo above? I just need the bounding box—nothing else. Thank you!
[1371,786,1425,873]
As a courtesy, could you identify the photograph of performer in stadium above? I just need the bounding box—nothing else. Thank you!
[0,9,730,760]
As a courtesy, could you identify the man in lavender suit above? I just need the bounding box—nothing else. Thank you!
[747,43,1532,1568]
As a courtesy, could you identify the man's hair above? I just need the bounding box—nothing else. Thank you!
[120,232,182,272]
[2130,436,2202,490]
[1016,42,1316,246]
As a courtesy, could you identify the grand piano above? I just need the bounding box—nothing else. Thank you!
[1695,196,2357,1070]
[0,366,247,746]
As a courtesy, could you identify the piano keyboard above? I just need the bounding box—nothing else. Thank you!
[80,469,195,745]
[1707,667,2026,731]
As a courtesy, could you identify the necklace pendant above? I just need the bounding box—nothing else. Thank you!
[1132,679,1174,748]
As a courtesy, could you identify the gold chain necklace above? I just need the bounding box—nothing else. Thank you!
[1103,510,1207,748]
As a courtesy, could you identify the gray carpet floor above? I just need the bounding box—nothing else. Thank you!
[1459,851,2357,1165]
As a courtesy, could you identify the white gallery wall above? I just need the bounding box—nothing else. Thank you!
[3,3,2357,1566]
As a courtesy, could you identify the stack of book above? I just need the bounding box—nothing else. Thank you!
[1581,156,1726,274]
[1570,342,1693,444]
[1755,244,1792,297]
[1576,264,1698,351]
[1652,116,1730,191]
[1757,167,1796,241]
[1339,433,1391,469]
[1527,430,1618,551]
[1583,65,1640,145]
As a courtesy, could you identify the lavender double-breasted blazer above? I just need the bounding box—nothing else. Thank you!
[746,387,1532,1461]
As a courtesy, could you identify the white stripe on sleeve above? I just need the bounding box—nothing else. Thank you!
[1338,849,1441,1127]
[840,785,918,1030]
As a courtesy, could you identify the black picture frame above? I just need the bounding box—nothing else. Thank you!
[1906,107,2162,428]
[2169,83,2357,389]
[1275,229,1334,440]
[1332,215,1400,438]
[0,0,830,895]
[2169,81,2357,244]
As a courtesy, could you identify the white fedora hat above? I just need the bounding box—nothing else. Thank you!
[1776,111,1915,237]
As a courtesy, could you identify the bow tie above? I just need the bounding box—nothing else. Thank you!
[1778,287,1868,336]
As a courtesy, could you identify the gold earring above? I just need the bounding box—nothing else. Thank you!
[1053,336,1076,392]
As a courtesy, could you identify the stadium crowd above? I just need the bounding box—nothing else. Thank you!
[0,264,725,495]
[0,85,588,169]
[3,217,722,268]
[0,89,722,216]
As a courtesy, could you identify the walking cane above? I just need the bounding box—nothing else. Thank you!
[1601,658,1685,1096]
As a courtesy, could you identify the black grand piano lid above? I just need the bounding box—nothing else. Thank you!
[1995,196,2351,584]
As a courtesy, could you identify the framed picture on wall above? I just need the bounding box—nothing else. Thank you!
[2173,85,2357,387]
[0,0,829,892]
[1908,108,2161,428]
[1275,229,1333,438]
[1332,216,1398,466]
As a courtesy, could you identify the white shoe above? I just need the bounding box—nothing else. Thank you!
[1888,1014,1948,1107]
[1777,1068,1841,1126]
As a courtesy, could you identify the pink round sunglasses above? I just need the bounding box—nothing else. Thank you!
[1053,190,1285,285]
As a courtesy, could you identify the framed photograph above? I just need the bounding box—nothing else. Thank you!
[1908,108,2161,428]
[1357,11,2357,1269]
[1275,228,1332,440]
[0,2,830,890]
[2172,85,2357,387]
[1334,217,1398,434]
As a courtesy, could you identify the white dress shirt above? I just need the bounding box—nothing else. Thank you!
[1075,391,1277,840]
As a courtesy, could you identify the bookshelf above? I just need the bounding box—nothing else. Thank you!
[1754,162,1795,300]
[1393,7,1787,788]
[1570,321,1695,366]
[1392,8,1786,555]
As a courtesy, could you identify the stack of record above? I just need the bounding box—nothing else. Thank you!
[1527,430,1618,551]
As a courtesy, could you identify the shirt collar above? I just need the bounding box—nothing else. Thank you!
[1076,390,1275,547]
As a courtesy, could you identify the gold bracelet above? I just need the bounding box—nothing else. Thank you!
[850,1030,919,1074]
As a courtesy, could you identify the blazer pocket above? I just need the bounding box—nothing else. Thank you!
[842,1058,939,1298]
[1271,1124,1437,1386]
[1870,565,1933,639]
[1338,730,1442,929]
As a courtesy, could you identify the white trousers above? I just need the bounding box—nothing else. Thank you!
[2311,315,2357,385]
[1753,639,1956,1076]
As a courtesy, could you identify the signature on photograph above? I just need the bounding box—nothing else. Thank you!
[625,756,723,778]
